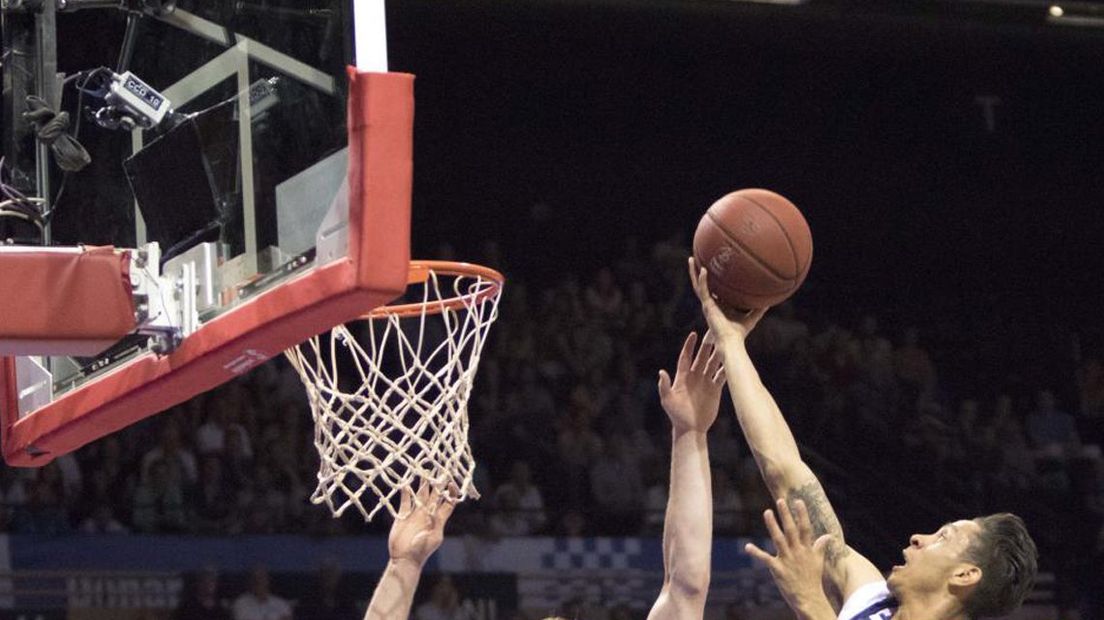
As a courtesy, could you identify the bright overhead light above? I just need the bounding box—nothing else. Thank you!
[1047,2,1104,27]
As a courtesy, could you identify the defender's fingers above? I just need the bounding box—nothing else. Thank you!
[416,480,431,506]
[705,347,722,376]
[691,333,714,372]
[398,486,413,517]
[437,485,459,522]
[711,366,726,384]
[680,332,699,372]
[794,499,814,546]
[776,498,802,549]
[692,332,715,367]
[762,509,789,554]
[745,542,776,565]
[657,370,673,396]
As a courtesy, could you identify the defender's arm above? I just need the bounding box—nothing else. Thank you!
[365,486,455,620]
[648,332,724,619]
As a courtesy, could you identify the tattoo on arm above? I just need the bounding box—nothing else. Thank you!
[787,480,851,565]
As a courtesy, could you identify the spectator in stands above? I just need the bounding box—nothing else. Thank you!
[750,301,808,359]
[621,280,660,344]
[132,460,188,533]
[552,597,591,620]
[493,461,546,534]
[10,479,70,535]
[53,453,83,501]
[712,467,745,536]
[584,266,624,324]
[194,455,239,534]
[195,399,253,459]
[642,457,668,535]
[238,464,287,534]
[707,415,743,472]
[223,421,255,487]
[608,604,633,620]
[1027,389,1081,458]
[174,566,231,620]
[589,435,645,534]
[556,508,588,537]
[1077,356,1104,446]
[232,565,292,620]
[555,409,602,505]
[141,419,198,487]
[79,503,128,534]
[487,487,531,537]
[86,435,131,518]
[989,394,1036,493]
[724,603,748,619]
[893,327,937,403]
[298,557,360,620]
[511,366,555,424]
[414,575,471,620]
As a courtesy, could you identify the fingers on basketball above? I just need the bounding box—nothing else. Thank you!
[687,258,710,302]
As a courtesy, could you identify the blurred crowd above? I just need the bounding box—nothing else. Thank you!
[0,234,1100,615]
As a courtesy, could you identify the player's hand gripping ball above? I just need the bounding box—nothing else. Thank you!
[692,188,813,311]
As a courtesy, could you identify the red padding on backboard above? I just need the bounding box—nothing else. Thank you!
[0,246,135,356]
[0,70,413,466]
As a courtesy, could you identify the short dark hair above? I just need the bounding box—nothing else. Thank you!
[960,513,1038,618]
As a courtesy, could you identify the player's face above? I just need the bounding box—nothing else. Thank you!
[887,519,982,593]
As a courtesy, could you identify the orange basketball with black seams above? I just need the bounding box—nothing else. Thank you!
[692,189,813,310]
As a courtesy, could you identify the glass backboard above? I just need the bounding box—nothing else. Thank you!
[1,0,413,465]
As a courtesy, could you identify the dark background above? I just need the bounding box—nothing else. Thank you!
[389,0,1104,321]
[381,0,1104,400]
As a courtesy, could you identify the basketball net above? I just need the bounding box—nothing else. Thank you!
[285,261,503,521]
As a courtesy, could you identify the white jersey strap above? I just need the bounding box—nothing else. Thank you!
[838,580,897,620]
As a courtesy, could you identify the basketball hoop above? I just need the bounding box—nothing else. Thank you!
[285,260,503,521]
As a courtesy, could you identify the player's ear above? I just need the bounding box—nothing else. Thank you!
[949,563,982,588]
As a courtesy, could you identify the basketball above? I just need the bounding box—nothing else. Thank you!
[692,188,813,310]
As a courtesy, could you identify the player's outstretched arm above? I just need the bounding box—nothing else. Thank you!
[688,258,882,605]
[647,331,724,620]
[746,498,838,620]
[365,485,456,620]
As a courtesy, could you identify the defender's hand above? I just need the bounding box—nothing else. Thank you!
[746,499,834,613]
[389,483,456,567]
[688,257,767,347]
[658,331,725,434]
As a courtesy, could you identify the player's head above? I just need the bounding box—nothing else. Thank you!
[888,513,1037,618]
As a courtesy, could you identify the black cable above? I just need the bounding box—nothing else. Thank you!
[47,69,98,217]
[22,95,92,173]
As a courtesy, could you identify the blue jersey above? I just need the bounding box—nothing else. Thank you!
[838,581,898,620]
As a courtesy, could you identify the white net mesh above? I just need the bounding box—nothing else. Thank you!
[284,265,502,521]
